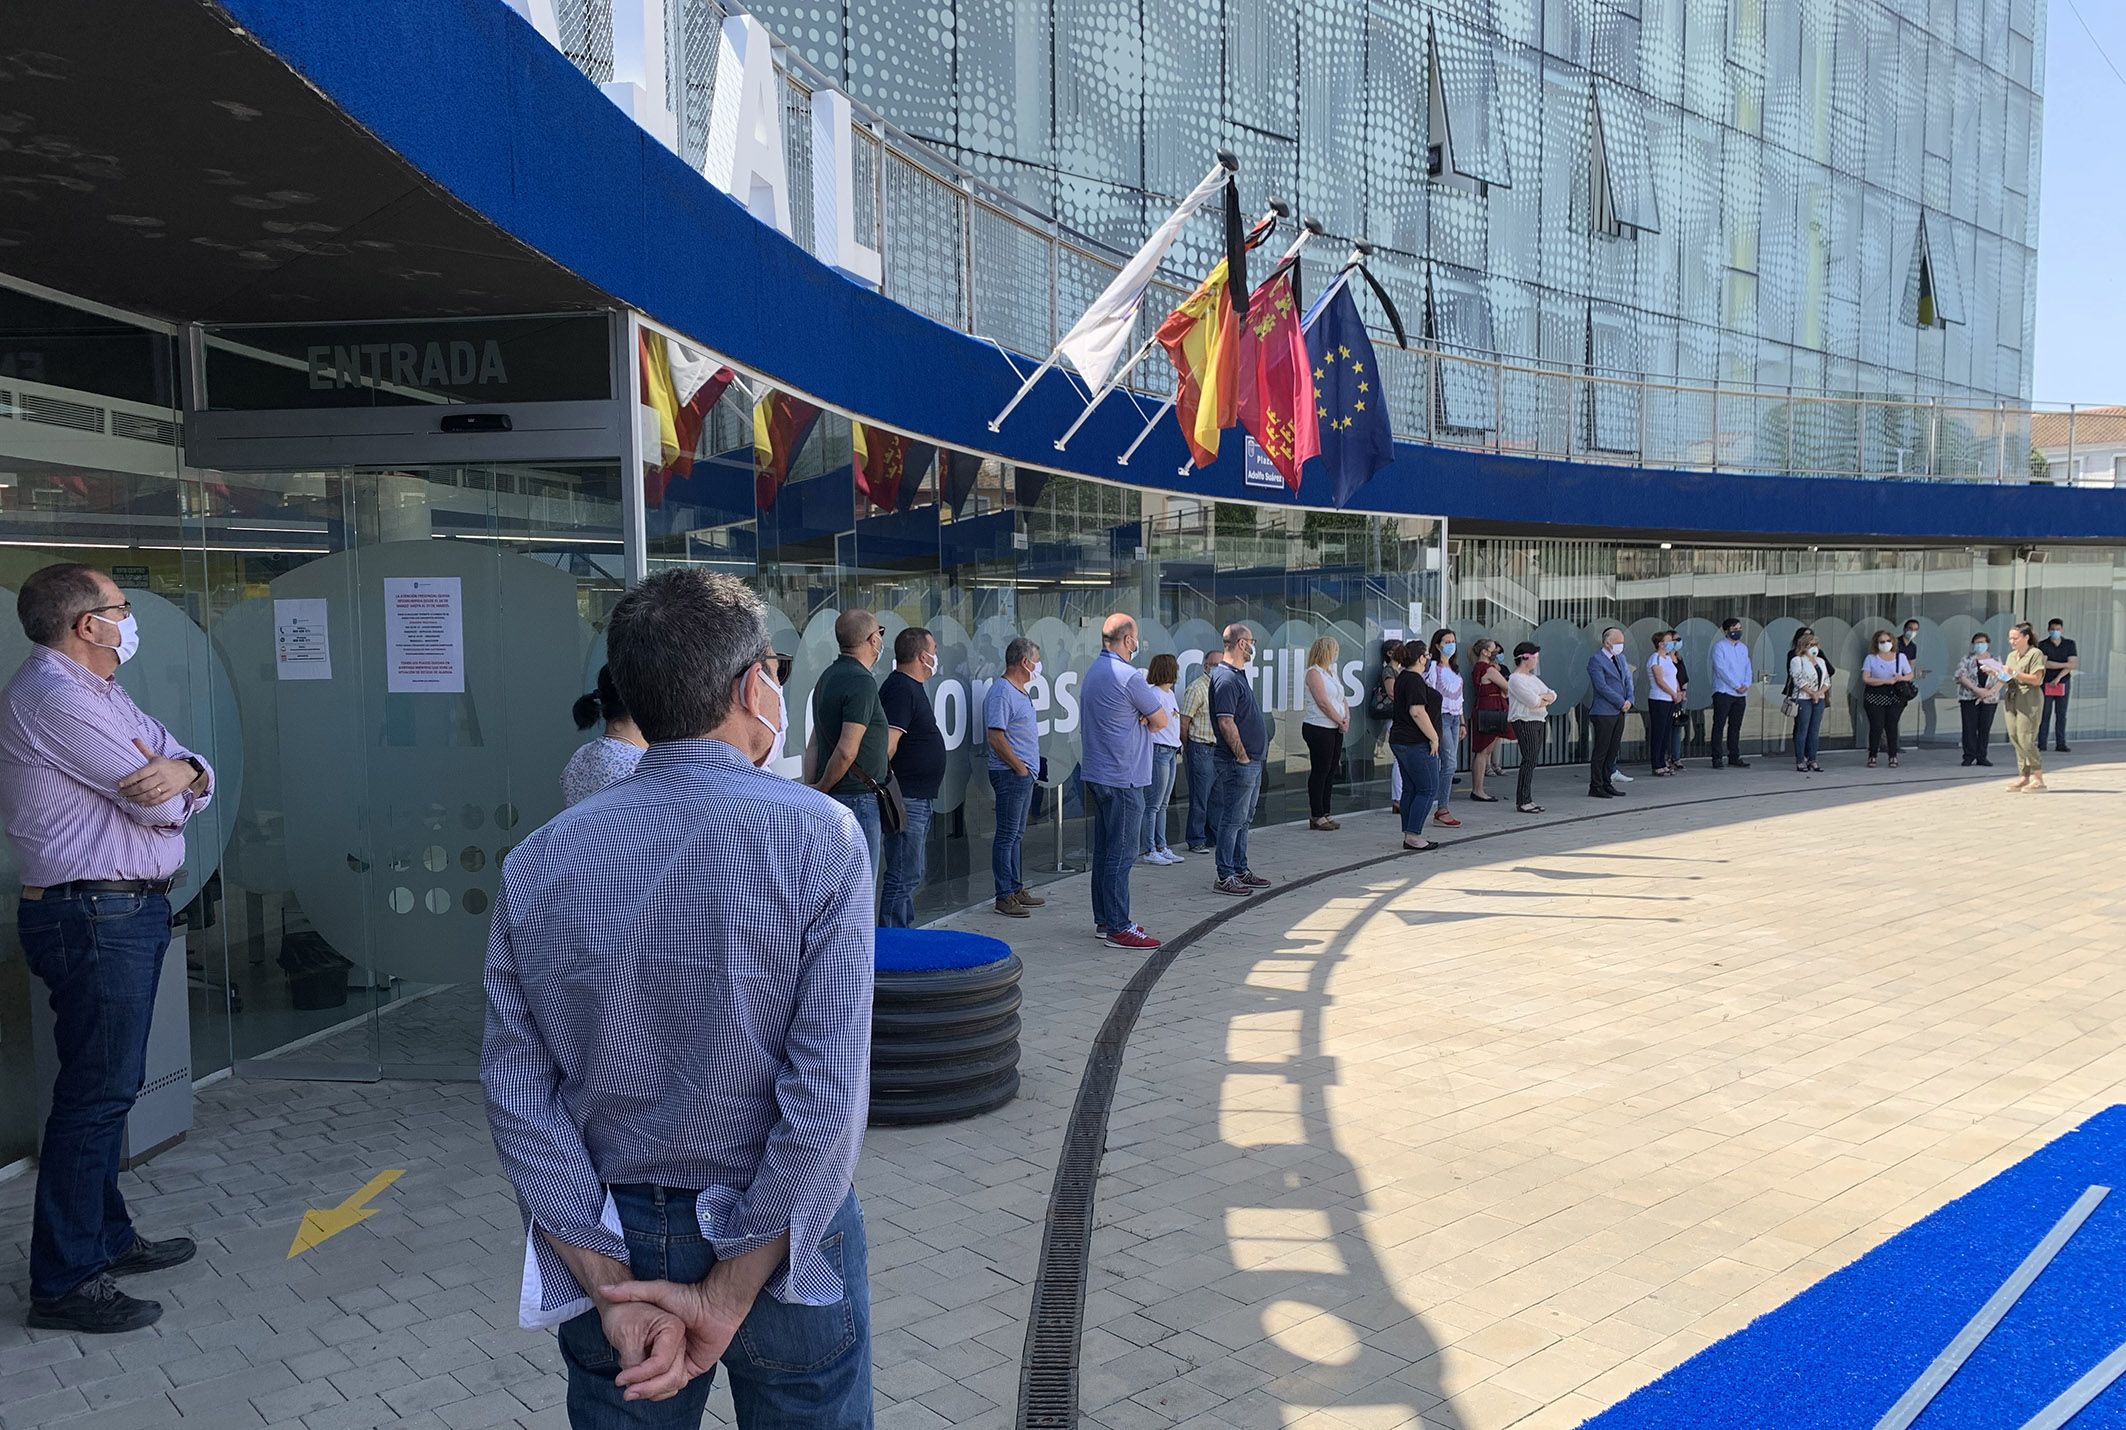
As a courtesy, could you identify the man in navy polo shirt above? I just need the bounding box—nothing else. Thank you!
[1207,623,1270,896]
[1077,614,1169,950]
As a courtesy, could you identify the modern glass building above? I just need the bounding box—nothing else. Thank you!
[0,0,2115,1159]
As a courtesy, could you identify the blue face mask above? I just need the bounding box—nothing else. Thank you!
[1973,642,1989,653]
[1664,641,1677,653]
[2050,630,2064,641]
[1441,642,1457,658]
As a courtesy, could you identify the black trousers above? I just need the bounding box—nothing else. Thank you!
[1515,720,1544,806]
[1710,691,1746,763]
[1864,697,1904,757]
[1959,699,1997,762]
[1647,701,1677,772]
[1589,712,1626,792]
[1300,723,1342,819]
[2040,690,2069,748]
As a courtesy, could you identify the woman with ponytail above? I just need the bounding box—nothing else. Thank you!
[561,664,647,806]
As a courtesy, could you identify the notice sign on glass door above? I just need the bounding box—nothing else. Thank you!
[384,577,465,693]
[274,598,332,681]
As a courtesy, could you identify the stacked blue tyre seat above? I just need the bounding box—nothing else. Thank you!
[871,928,1022,1126]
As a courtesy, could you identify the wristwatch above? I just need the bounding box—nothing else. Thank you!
[183,756,208,791]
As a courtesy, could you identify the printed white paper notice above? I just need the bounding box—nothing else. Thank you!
[274,598,332,681]
[384,577,465,693]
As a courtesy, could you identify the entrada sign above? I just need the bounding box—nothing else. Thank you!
[502,0,882,285]
[306,340,507,391]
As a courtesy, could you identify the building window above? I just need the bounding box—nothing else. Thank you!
[1424,17,1511,192]
[1425,264,1495,432]
[1904,214,1964,329]
[2114,454,2126,485]
[1590,82,1659,238]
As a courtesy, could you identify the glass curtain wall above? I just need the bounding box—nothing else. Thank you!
[642,371,1443,926]
[1451,536,2121,768]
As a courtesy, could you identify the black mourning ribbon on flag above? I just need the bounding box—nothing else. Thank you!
[1352,262,1409,349]
[1225,174,1249,321]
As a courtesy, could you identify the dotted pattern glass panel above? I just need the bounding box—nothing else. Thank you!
[848,2,953,140]
[559,0,615,84]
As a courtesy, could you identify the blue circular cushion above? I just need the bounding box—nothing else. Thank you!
[875,927,1014,973]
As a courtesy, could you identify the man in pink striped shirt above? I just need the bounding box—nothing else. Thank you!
[0,564,213,1334]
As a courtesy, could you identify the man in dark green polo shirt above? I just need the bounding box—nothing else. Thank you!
[810,608,890,880]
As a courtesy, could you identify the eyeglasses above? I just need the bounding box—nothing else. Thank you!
[770,652,793,685]
[86,602,133,617]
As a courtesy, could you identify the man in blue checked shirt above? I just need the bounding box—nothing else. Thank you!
[482,569,874,1427]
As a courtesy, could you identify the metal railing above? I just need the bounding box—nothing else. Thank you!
[608,0,2108,489]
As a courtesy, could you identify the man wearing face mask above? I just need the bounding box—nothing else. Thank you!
[1709,618,1754,769]
[483,569,874,1424]
[2038,619,2078,753]
[879,627,944,928]
[0,565,213,1333]
[1585,627,1633,799]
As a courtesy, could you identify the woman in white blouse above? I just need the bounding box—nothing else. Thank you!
[1301,637,1350,831]
[1786,629,1830,773]
[1425,628,1466,828]
[1505,641,1557,812]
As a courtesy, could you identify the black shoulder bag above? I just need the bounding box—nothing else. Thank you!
[853,764,906,835]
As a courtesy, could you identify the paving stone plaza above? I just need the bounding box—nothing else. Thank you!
[4,749,2122,1430]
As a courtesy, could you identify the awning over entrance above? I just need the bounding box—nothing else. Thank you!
[0,0,607,323]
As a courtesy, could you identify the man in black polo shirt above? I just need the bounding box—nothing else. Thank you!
[810,609,890,882]
[2038,618,2079,754]
[879,626,945,927]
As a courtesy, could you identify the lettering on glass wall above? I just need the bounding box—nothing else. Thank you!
[306,341,508,392]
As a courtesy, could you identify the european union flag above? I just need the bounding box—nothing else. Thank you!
[1303,285,1395,508]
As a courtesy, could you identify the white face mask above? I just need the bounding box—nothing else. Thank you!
[90,611,141,665]
[1808,646,1820,657]
[1608,640,1624,655]
[1031,660,1043,680]
[752,666,787,768]
[921,651,938,677]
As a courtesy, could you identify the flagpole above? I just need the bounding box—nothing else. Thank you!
[1304,247,1367,331]
[1115,396,1176,466]
[989,154,1236,432]
[1053,204,1285,453]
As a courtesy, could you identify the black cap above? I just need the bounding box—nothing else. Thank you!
[1513,641,1540,659]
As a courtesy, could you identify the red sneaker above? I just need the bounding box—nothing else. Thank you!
[1105,926,1162,950]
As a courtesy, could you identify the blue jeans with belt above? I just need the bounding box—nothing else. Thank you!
[1140,745,1177,853]
[1211,758,1263,882]
[560,1185,871,1429]
[879,796,932,929]
[988,767,1034,900]
[20,889,172,1302]
[1084,780,1144,932]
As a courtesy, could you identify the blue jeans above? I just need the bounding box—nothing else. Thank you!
[1211,758,1263,882]
[1392,742,1438,836]
[561,1185,871,1429]
[828,791,881,890]
[1434,713,1460,809]
[1084,780,1144,932]
[1183,741,1218,847]
[988,767,1034,900]
[1141,746,1177,853]
[879,796,933,928]
[21,890,171,1301]
[1792,699,1825,765]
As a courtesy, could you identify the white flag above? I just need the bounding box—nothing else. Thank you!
[1054,162,1230,390]
[665,337,721,407]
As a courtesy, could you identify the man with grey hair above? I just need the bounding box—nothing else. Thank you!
[483,569,874,1424]
[0,563,213,1334]
[1078,613,1169,948]
[810,608,890,881]
[985,635,1044,917]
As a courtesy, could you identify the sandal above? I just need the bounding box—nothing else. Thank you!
[1888,757,1899,768]
[1517,804,1544,814]
[1434,812,1462,827]
[1866,757,1877,768]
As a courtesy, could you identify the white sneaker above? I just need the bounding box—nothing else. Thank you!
[1138,853,1161,865]
[1612,770,1634,783]
[1160,849,1185,864]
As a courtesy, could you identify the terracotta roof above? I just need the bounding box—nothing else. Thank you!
[2031,406,2126,450]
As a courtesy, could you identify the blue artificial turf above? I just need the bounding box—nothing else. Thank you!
[873,926,1014,973]
[1582,1105,2126,1430]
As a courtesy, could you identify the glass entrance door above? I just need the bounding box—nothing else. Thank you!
[198,461,624,1081]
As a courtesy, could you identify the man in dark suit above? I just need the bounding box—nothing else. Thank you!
[1586,627,1634,798]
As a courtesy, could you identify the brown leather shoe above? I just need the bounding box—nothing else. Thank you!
[1012,889,1046,907]
[994,897,1030,918]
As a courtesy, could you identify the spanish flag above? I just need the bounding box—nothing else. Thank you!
[753,391,822,511]
[638,332,734,506]
[1155,259,1242,469]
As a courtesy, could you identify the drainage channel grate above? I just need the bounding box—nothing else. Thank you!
[1012,777,1973,1428]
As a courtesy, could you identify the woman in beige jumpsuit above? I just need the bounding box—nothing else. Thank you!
[1998,621,2049,792]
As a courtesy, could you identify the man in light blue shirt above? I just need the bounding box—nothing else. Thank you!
[482,569,873,1426]
[984,637,1044,918]
[1709,617,1753,769]
[1077,614,1169,950]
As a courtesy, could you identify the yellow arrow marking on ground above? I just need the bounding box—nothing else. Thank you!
[287,1169,405,1258]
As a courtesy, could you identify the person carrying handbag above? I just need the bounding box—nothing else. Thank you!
[1859,629,1913,767]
